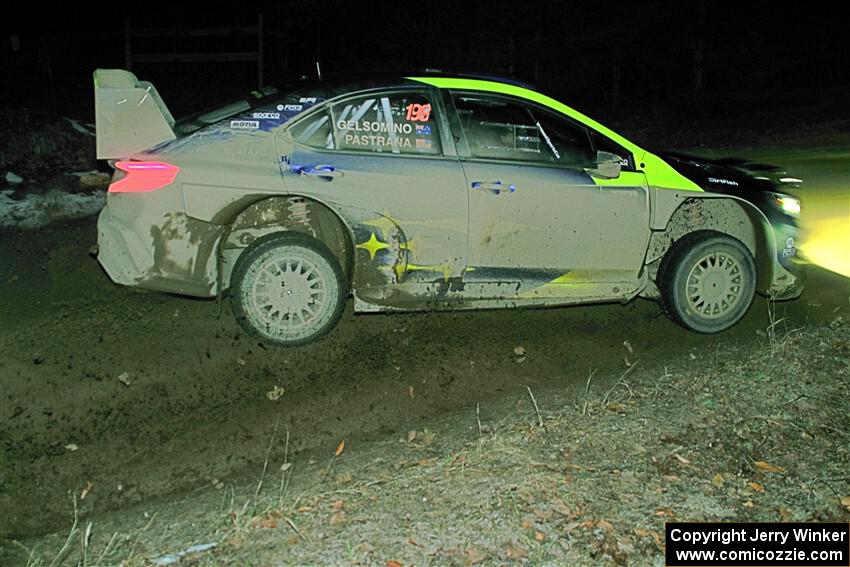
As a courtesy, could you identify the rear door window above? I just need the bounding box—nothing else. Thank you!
[452,94,595,167]
[290,91,442,156]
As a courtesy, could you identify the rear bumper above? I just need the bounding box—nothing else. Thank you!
[97,204,153,286]
[96,198,222,297]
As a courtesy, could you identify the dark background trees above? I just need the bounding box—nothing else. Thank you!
[2,1,847,125]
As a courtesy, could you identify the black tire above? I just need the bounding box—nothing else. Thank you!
[658,230,756,334]
[230,232,347,346]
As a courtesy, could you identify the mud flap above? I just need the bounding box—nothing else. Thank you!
[94,69,176,159]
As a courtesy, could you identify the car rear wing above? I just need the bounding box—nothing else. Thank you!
[94,69,176,159]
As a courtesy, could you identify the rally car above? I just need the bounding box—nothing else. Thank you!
[93,69,805,346]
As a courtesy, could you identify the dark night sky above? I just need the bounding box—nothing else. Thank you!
[3,1,848,122]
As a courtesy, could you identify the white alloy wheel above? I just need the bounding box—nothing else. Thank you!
[231,233,346,345]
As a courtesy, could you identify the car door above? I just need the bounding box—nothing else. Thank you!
[447,91,650,298]
[275,88,469,307]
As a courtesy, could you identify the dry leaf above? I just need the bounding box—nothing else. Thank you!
[407,430,417,443]
[754,460,784,473]
[385,561,403,567]
[673,453,691,465]
[295,506,312,513]
[253,511,280,529]
[117,372,131,387]
[331,499,344,511]
[407,385,414,399]
[597,519,614,532]
[747,481,765,493]
[329,510,346,525]
[80,480,93,500]
[421,429,436,446]
[520,519,532,529]
[505,545,528,560]
[334,440,345,457]
[840,496,850,510]
[236,358,247,367]
[778,507,793,521]
[534,531,545,542]
[64,444,79,452]
[280,462,292,472]
[743,500,755,508]
[464,548,488,565]
[552,498,572,517]
[623,340,634,354]
[266,385,285,401]
[654,507,675,517]
[407,538,421,547]
[662,474,680,482]
[513,345,526,356]
[711,473,725,487]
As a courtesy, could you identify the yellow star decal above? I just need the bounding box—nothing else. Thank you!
[356,232,390,260]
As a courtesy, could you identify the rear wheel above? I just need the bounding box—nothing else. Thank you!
[658,230,756,334]
[230,233,346,346]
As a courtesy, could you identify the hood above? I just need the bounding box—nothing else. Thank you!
[659,151,800,196]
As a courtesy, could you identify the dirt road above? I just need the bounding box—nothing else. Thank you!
[1,148,847,540]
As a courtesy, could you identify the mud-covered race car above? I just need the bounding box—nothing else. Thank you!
[93,69,805,345]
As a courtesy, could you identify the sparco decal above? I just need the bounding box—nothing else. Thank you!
[252,112,281,119]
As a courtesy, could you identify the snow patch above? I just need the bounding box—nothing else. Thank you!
[0,189,105,230]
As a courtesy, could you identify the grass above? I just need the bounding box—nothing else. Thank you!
[5,319,849,566]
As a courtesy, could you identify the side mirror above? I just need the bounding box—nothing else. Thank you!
[586,150,623,179]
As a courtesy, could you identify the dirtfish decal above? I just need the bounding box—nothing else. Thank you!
[708,177,739,186]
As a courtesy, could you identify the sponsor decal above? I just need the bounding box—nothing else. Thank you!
[344,134,412,149]
[415,124,432,135]
[405,103,431,122]
[708,177,739,186]
[253,112,281,119]
[782,236,797,257]
[415,138,432,150]
[299,97,318,104]
[338,120,414,135]
[230,120,260,129]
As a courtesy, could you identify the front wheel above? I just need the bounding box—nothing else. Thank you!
[658,231,756,334]
[230,233,346,346]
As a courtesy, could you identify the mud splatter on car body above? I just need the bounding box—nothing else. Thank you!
[92,69,805,343]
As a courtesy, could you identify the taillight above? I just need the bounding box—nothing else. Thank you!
[108,161,180,193]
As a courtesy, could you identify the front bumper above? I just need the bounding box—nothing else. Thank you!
[767,221,806,300]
